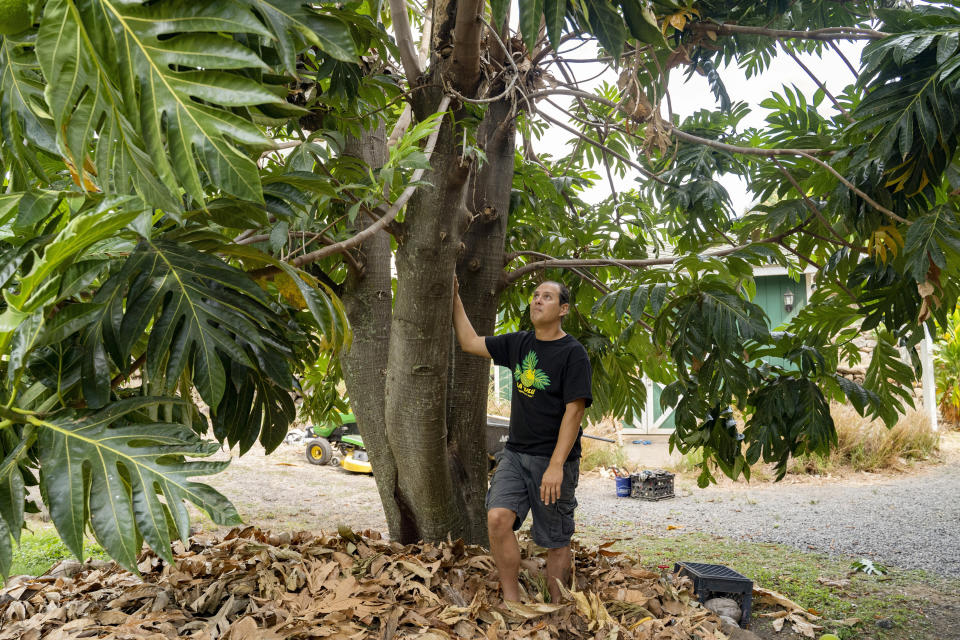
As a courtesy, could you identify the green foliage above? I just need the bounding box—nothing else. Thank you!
[935,306,960,425]
[853,4,960,212]
[296,352,350,426]
[36,398,239,572]
[852,558,888,575]
[0,0,363,577]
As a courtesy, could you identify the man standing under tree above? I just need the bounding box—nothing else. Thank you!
[453,279,593,603]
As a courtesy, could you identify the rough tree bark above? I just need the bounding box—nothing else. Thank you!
[447,98,517,544]
[384,85,472,541]
[339,122,408,538]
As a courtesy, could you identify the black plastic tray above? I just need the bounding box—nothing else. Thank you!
[674,561,753,627]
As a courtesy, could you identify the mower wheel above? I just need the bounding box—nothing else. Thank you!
[305,438,334,465]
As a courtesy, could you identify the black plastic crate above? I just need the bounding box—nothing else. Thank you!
[630,470,674,500]
[674,561,753,627]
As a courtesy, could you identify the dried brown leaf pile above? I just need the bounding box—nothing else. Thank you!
[0,526,731,640]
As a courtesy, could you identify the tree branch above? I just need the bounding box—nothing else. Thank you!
[236,230,327,246]
[828,40,858,78]
[112,354,146,389]
[777,240,859,302]
[772,159,867,253]
[783,46,853,123]
[668,118,908,227]
[506,253,656,331]
[419,0,433,63]
[796,152,910,225]
[449,0,484,94]
[529,69,914,233]
[445,16,520,105]
[504,220,813,284]
[526,88,828,156]
[260,139,306,159]
[506,250,614,292]
[667,125,827,157]
[389,0,423,83]
[547,53,641,196]
[688,22,888,42]
[535,108,671,185]
[388,6,434,147]
[253,96,452,276]
[505,256,675,283]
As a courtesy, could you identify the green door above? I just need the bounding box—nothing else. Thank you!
[755,274,807,329]
[622,379,676,434]
[754,274,808,370]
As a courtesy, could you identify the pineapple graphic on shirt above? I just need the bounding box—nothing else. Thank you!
[514,351,551,397]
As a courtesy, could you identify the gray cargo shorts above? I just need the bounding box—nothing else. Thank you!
[485,448,579,548]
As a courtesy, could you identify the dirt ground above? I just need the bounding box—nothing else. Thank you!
[188,441,389,535]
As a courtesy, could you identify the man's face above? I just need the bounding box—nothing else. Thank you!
[529,283,567,326]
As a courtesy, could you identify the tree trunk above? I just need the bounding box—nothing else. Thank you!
[383,85,473,543]
[447,99,517,544]
[348,0,516,545]
[339,123,410,540]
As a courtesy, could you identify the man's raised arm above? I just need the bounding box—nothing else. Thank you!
[452,277,491,358]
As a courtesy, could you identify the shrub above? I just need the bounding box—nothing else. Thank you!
[579,439,628,472]
[670,403,939,479]
[789,403,939,474]
[935,306,960,427]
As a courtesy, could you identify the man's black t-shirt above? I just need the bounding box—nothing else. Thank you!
[485,331,592,461]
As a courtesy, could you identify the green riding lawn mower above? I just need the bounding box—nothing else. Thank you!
[304,412,372,474]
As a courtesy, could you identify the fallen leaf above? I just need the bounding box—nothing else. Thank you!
[836,617,861,626]
[816,577,851,588]
[503,600,566,619]
[0,526,806,640]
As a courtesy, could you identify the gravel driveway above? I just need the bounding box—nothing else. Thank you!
[124,435,959,580]
[575,458,960,578]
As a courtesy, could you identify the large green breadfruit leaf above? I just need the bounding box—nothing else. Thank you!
[0,426,36,578]
[34,0,283,208]
[242,0,357,72]
[0,34,58,183]
[80,239,295,410]
[745,377,836,480]
[35,397,239,573]
[213,362,296,454]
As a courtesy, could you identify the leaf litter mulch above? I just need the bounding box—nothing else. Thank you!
[0,526,813,639]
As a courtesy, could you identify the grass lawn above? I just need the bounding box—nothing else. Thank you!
[7,526,107,581]
[578,527,960,640]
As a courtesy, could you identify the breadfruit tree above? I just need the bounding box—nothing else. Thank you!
[1,0,958,570]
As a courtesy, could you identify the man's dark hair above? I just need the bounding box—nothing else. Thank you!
[542,280,570,306]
